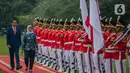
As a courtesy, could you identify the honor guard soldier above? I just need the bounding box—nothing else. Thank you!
[42,20,50,66]
[74,19,85,73]
[103,24,117,73]
[63,22,70,73]
[37,20,43,63]
[127,35,130,71]
[114,22,127,73]
[67,18,77,73]
[56,20,64,72]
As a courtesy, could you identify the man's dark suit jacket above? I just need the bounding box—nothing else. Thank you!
[6,26,21,47]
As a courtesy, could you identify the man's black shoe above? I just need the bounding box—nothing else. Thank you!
[16,66,22,70]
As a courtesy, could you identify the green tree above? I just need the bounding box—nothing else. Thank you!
[0,0,38,29]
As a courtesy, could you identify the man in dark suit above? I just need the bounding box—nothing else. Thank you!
[6,18,22,70]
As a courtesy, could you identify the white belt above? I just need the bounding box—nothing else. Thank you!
[67,42,74,44]
[57,42,60,44]
[51,40,55,42]
[64,42,74,44]
[41,39,44,42]
[83,44,92,47]
[105,50,118,53]
[44,40,48,42]
[64,42,68,45]
[48,40,54,42]
[48,40,51,42]
[105,48,115,50]
[75,43,81,46]
[37,37,40,39]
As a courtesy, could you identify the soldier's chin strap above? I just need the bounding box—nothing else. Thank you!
[110,24,130,47]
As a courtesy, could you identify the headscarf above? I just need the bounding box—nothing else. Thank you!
[26,25,33,34]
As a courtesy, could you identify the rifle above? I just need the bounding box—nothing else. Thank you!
[110,24,130,47]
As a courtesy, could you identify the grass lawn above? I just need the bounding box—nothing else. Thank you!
[0,35,23,56]
[0,36,129,73]
[0,36,9,55]
[0,70,5,73]
[0,36,23,73]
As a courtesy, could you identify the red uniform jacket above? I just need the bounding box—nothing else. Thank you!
[67,31,75,50]
[56,30,64,49]
[37,27,42,44]
[127,36,130,55]
[33,26,39,35]
[104,33,118,59]
[51,30,56,48]
[40,29,45,45]
[43,29,49,46]
[114,35,127,60]
[81,34,93,53]
[74,31,84,51]
[63,31,69,50]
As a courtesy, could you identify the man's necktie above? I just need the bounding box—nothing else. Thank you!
[14,27,16,35]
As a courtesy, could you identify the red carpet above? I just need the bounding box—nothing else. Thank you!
[0,56,62,73]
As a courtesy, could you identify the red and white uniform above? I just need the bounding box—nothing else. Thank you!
[50,30,56,49]
[33,26,39,35]
[59,30,64,49]
[74,30,84,73]
[51,30,58,69]
[127,36,130,71]
[127,36,130,55]
[103,32,117,73]
[82,34,94,73]
[40,28,46,64]
[94,40,104,73]
[36,27,42,44]
[63,31,69,50]
[68,30,76,72]
[56,30,64,71]
[48,29,56,67]
[36,27,43,62]
[43,29,49,46]
[42,29,50,66]
[47,29,54,66]
[67,31,75,50]
[63,30,70,73]
[114,33,127,73]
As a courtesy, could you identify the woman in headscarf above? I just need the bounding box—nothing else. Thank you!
[22,25,37,72]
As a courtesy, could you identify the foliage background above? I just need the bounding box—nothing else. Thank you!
[0,0,130,29]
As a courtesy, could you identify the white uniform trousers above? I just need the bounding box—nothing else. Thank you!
[44,46,49,66]
[57,49,63,71]
[104,58,114,73]
[48,47,52,65]
[69,50,76,73]
[84,52,95,73]
[63,50,70,73]
[82,52,87,72]
[38,44,42,62]
[41,45,46,64]
[75,52,84,73]
[115,59,126,73]
[51,48,57,69]
[93,54,104,73]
